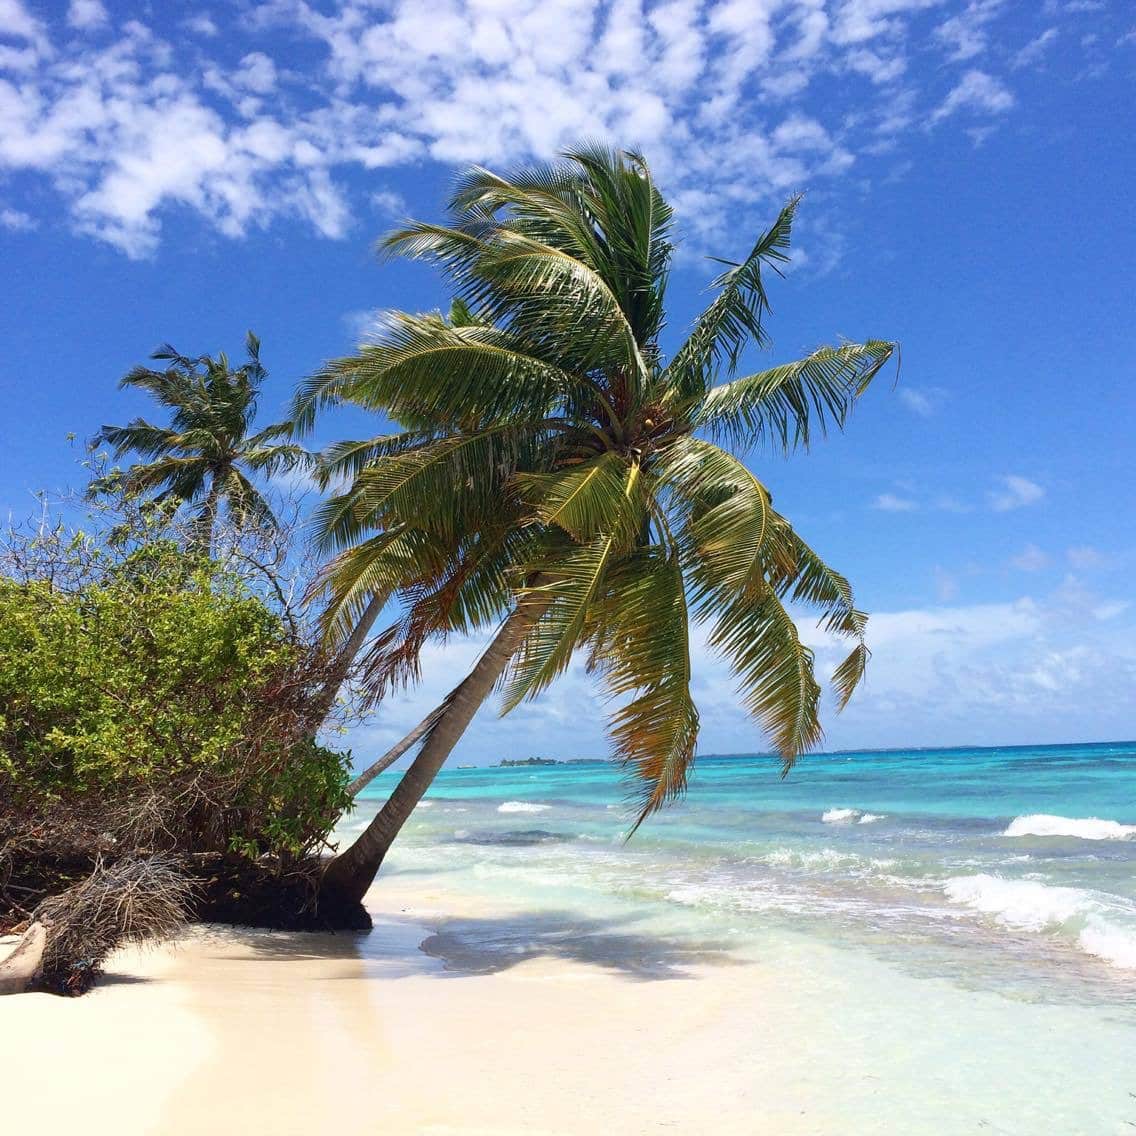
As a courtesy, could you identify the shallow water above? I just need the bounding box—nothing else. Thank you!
[350,742,1136,991]
[346,741,1136,1131]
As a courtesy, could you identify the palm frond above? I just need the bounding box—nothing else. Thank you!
[515,451,643,546]
[587,549,698,829]
[708,586,823,768]
[661,196,800,406]
[692,340,896,453]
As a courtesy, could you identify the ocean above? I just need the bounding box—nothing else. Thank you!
[345,740,1136,1132]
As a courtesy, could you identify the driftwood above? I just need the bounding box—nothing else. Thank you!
[0,922,47,995]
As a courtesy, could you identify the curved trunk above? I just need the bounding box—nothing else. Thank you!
[320,589,551,906]
[308,593,386,730]
[346,702,445,798]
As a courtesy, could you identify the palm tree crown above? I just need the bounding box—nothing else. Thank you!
[96,332,307,553]
[297,145,895,829]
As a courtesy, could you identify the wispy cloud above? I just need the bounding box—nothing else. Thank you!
[933,0,1005,62]
[0,0,1075,258]
[66,0,107,30]
[930,69,1015,124]
[1009,543,1049,571]
[0,206,36,231]
[897,386,947,416]
[1013,27,1060,69]
[873,492,919,512]
[989,474,1045,511]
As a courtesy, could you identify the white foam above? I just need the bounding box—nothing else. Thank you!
[763,847,898,872]
[1003,814,1136,841]
[943,873,1136,970]
[1079,923,1136,969]
[822,808,886,824]
[943,874,1087,931]
[497,801,551,814]
[416,801,435,808]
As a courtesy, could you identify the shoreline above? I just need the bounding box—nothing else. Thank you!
[4,866,1135,1134]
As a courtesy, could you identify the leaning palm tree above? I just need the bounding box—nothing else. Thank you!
[297,146,895,905]
[94,332,307,555]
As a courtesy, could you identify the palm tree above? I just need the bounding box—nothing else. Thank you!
[297,146,895,905]
[94,332,307,556]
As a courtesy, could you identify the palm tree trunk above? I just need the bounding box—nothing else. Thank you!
[346,702,446,798]
[319,589,551,906]
[308,593,386,729]
[193,481,223,558]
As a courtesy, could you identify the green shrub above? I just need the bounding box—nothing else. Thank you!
[0,542,350,862]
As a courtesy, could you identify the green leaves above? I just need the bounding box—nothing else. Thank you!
[294,147,891,828]
[587,549,698,828]
[95,333,306,548]
[661,197,799,407]
[693,340,896,453]
[709,587,823,766]
[517,451,644,546]
[293,314,582,435]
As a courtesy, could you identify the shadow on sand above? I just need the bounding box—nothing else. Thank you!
[214,908,741,984]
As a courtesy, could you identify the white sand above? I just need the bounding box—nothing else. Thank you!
[1,875,824,1136]
[8,872,1134,1134]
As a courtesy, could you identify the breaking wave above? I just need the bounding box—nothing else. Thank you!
[1003,814,1136,841]
[943,873,1136,969]
[822,808,886,824]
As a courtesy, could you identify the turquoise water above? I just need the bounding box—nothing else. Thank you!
[350,740,1136,996]
[345,741,1136,1131]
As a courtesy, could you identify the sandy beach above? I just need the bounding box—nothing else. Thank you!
[3,874,810,1136]
[6,852,1136,1136]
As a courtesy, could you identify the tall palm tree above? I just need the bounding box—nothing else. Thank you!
[297,146,895,905]
[94,332,307,555]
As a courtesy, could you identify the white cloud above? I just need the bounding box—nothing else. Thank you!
[988,474,1045,511]
[932,0,1004,61]
[370,189,407,217]
[0,1,1075,256]
[0,0,46,45]
[1009,543,1049,571]
[183,14,219,37]
[238,52,278,95]
[1067,545,1108,570]
[0,206,36,230]
[873,492,918,512]
[1013,27,1059,69]
[930,69,1015,123]
[66,0,107,30]
[897,385,946,416]
[831,0,944,46]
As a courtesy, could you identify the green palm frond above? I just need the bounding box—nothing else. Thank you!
[516,451,644,546]
[297,315,581,432]
[587,548,698,829]
[500,529,623,711]
[709,586,823,768]
[299,147,892,826]
[693,340,896,453]
[661,197,799,407]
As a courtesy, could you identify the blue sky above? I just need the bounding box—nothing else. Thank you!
[1,0,1134,766]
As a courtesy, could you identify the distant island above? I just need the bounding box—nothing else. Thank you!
[496,757,604,767]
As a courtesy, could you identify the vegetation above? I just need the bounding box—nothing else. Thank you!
[0,495,362,972]
[93,332,308,555]
[295,145,895,904]
[2,145,895,991]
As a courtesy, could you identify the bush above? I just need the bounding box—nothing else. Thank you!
[0,542,350,866]
[0,529,352,922]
